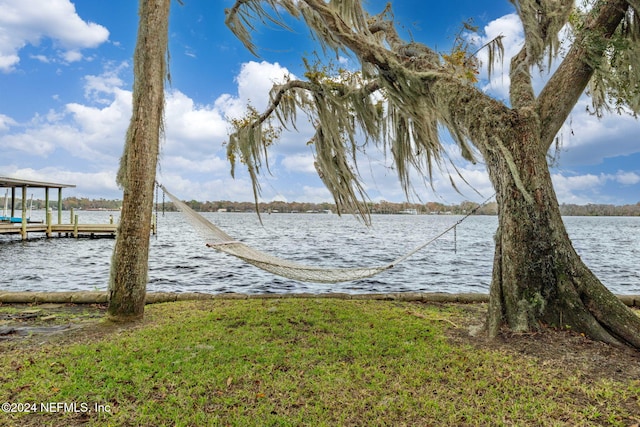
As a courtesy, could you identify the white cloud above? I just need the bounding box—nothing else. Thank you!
[0,53,19,71]
[271,194,287,202]
[615,171,640,185]
[0,60,301,201]
[164,90,228,154]
[300,185,332,202]
[467,10,640,206]
[211,60,318,174]
[553,173,603,190]
[472,8,638,171]
[161,155,228,174]
[30,54,50,63]
[556,101,640,167]
[0,66,131,192]
[83,62,128,102]
[0,0,109,72]
[281,153,316,174]
[0,50,636,206]
[0,61,237,177]
[61,49,83,63]
[235,61,293,111]
[0,166,119,198]
[1,129,58,157]
[154,172,257,202]
[0,114,16,132]
[551,173,604,204]
[550,171,640,204]
[475,12,569,101]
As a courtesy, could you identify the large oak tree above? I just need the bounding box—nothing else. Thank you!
[225,0,640,348]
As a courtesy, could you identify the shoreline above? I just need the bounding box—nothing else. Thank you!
[1,290,639,307]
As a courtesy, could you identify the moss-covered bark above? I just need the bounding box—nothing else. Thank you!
[484,112,640,348]
[107,0,170,321]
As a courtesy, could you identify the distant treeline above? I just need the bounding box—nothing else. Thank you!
[9,197,640,216]
[7,197,122,211]
[558,203,640,216]
[163,199,499,215]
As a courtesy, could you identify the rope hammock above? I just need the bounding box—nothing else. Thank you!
[158,184,493,284]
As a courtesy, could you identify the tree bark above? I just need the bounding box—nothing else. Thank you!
[484,109,640,349]
[107,0,170,321]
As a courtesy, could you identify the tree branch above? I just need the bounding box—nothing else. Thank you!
[257,80,315,127]
[509,46,535,109]
[536,0,629,149]
[301,0,402,72]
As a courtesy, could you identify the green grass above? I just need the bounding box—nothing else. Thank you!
[0,299,638,426]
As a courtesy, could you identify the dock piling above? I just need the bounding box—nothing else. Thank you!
[46,209,52,237]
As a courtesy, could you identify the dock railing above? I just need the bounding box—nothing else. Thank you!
[1,208,159,240]
[1,209,118,240]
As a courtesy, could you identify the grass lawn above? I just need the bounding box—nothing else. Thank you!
[1,298,639,426]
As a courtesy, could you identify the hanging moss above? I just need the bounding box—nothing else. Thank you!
[226,0,514,221]
[223,0,640,349]
[223,0,630,246]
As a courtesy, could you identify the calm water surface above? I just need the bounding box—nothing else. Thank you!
[1,211,638,295]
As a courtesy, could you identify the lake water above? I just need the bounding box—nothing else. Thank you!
[1,211,639,295]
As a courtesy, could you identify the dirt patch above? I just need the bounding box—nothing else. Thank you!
[0,303,117,350]
[445,303,640,385]
[444,304,640,421]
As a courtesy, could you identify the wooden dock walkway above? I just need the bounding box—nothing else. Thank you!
[0,176,132,240]
[0,209,159,240]
[0,219,118,239]
[0,223,118,240]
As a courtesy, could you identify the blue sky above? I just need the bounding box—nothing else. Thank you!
[0,0,638,205]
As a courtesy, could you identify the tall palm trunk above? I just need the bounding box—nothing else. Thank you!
[108,0,170,321]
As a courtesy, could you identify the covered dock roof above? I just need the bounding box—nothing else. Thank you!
[0,176,76,189]
[1,177,119,239]
[2,176,77,237]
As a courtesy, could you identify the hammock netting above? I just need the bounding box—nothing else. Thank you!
[159,185,394,283]
[159,184,487,284]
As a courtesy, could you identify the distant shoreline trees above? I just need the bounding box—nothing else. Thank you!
[19,197,640,216]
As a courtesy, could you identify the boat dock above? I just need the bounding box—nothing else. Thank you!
[0,176,119,240]
[0,214,118,239]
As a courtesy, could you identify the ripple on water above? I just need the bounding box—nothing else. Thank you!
[1,212,638,295]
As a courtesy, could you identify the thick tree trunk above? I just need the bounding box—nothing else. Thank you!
[107,0,170,321]
[485,110,640,349]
